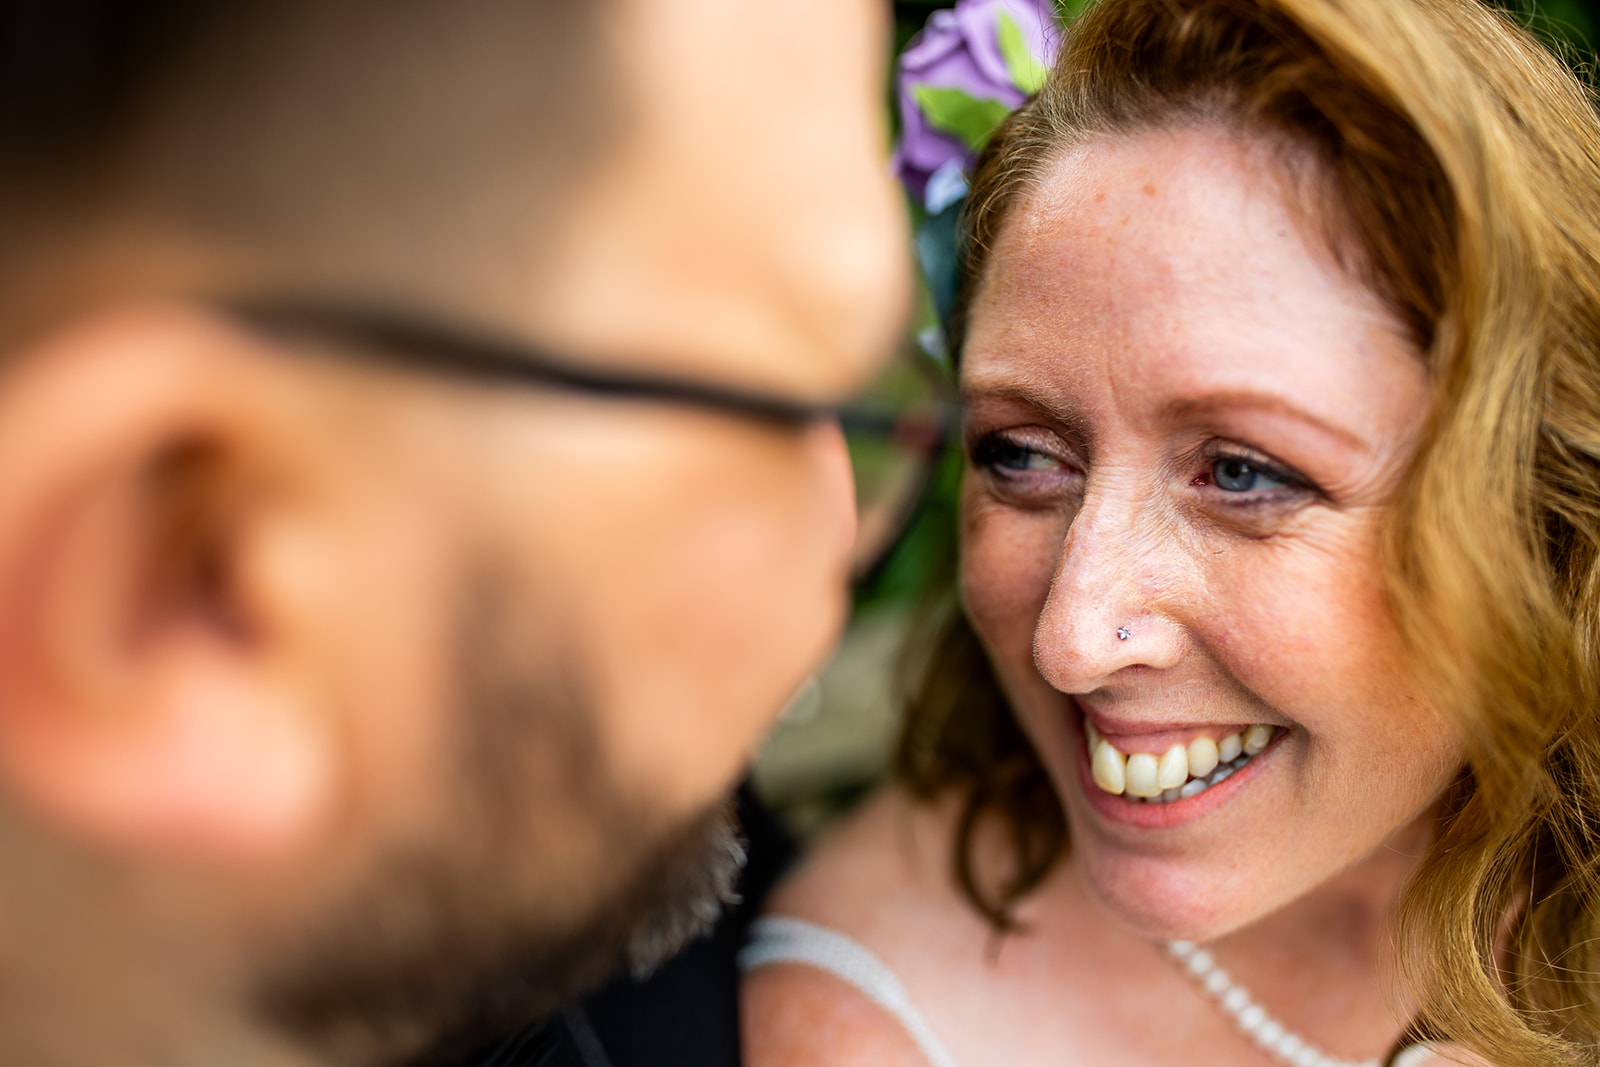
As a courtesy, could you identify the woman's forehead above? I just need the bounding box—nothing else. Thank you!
[963,127,1424,447]
[984,128,1345,307]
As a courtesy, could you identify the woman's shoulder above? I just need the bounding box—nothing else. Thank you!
[740,955,933,1067]
[742,786,994,1067]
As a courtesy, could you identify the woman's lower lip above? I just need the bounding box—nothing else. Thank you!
[1072,715,1283,829]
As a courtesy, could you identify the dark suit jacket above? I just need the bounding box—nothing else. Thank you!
[428,785,795,1067]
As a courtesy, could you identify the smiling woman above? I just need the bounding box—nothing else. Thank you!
[741,1,1600,1066]
[958,123,1453,922]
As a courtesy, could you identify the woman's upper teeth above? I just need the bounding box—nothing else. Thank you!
[1086,719,1276,798]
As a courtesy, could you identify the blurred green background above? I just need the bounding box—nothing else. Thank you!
[752,0,1600,833]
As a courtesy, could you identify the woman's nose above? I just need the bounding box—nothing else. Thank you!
[1032,482,1188,695]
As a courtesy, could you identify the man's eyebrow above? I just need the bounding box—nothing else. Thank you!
[1164,391,1370,451]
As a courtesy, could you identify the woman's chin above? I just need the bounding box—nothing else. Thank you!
[1071,846,1265,944]
[1046,721,1309,942]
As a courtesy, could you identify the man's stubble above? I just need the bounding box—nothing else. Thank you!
[255,562,748,1065]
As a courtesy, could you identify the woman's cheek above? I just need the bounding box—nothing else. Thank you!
[960,495,1063,678]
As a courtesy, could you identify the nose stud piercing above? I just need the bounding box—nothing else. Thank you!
[1116,626,1131,641]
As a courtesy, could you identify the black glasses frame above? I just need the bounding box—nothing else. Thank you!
[224,299,957,581]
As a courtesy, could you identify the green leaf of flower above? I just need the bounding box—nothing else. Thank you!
[996,11,1048,94]
[911,85,1014,152]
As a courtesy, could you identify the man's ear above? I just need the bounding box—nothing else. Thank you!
[0,303,339,866]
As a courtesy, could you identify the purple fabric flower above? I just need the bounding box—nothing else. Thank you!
[894,0,1058,207]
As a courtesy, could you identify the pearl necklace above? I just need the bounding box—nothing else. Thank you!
[1165,941,1381,1067]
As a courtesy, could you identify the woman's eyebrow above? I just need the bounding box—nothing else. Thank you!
[1163,391,1371,452]
[959,382,1090,431]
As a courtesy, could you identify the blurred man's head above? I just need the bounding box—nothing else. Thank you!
[0,0,907,1062]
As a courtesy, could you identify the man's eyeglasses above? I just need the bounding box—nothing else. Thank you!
[226,300,955,583]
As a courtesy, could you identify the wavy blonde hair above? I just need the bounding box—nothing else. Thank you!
[894,1,1600,1063]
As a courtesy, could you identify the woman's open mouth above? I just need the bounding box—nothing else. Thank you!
[1087,717,1278,803]
[1074,710,1286,826]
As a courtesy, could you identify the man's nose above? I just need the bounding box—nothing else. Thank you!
[1032,479,1188,695]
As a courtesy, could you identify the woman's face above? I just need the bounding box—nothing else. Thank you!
[960,127,1464,940]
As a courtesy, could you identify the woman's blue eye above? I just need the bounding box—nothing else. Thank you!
[1212,457,1289,492]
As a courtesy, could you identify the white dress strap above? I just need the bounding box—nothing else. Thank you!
[740,915,962,1067]
[1389,1044,1443,1067]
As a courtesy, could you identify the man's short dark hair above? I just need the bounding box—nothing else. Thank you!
[0,0,615,312]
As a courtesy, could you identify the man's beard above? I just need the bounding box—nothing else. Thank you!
[253,569,748,1065]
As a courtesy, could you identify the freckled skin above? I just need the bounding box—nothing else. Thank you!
[743,125,1465,1067]
[960,126,1463,941]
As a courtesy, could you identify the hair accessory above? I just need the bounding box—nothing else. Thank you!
[1166,941,1381,1067]
[1116,626,1131,641]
